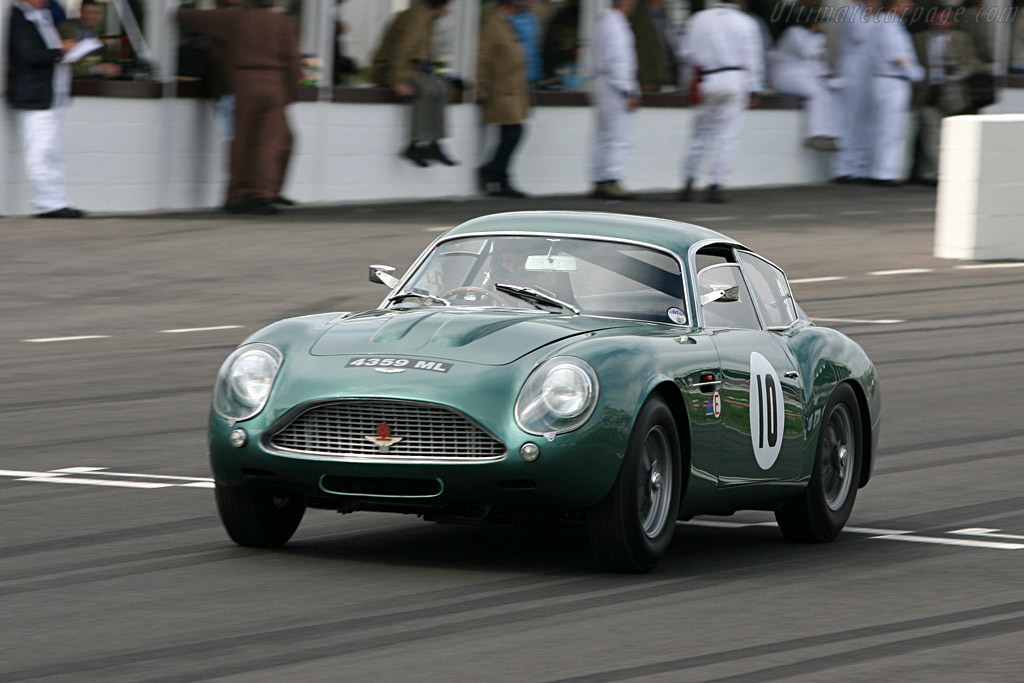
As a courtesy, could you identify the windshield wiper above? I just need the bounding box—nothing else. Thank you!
[495,283,580,314]
[386,291,451,307]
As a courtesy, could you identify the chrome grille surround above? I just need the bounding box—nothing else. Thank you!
[265,399,507,463]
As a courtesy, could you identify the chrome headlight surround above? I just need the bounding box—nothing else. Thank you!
[515,356,599,436]
[213,343,283,422]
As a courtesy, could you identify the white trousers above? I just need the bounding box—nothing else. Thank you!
[590,79,634,183]
[17,108,71,213]
[869,76,912,181]
[684,71,747,186]
[832,64,873,178]
[772,67,841,140]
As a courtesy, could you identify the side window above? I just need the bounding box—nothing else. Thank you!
[697,263,761,330]
[737,252,798,329]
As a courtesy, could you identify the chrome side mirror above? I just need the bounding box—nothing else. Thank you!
[369,265,399,288]
[700,285,739,306]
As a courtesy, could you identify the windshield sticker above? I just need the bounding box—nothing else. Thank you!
[667,307,687,324]
[347,357,452,373]
[749,352,784,470]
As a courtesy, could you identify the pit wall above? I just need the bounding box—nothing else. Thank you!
[4,88,1020,216]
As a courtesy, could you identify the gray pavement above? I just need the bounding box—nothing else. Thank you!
[2,184,1023,682]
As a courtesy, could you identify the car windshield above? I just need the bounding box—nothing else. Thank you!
[395,235,688,324]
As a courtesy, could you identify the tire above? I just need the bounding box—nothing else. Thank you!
[215,483,306,548]
[775,383,862,543]
[587,396,682,573]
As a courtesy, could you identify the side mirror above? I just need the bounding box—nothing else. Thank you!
[700,285,739,306]
[369,265,399,288]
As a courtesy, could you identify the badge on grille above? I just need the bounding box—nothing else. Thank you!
[365,422,403,453]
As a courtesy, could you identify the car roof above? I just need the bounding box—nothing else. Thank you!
[444,211,744,261]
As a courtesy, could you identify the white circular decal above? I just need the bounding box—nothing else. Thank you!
[749,352,784,470]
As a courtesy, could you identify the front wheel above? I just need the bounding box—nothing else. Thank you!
[587,396,682,573]
[215,483,306,548]
[775,383,862,543]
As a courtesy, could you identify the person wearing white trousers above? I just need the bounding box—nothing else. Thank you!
[868,0,924,184]
[7,0,82,218]
[832,0,881,182]
[589,0,641,200]
[677,1,764,203]
[770,14,842,151]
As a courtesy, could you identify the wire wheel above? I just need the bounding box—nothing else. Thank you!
[821,403,856,511]
[638,425,673,539]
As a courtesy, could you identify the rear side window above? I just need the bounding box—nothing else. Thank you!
[737,252,798,329]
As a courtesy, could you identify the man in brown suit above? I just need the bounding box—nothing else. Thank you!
[476,0,531,197]
[178,0,301,214]
[372,0,457,167]
[911,4,980,185]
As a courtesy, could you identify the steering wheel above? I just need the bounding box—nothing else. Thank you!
[442,286,508,306]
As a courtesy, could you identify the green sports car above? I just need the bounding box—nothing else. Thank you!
[209,211,880,572]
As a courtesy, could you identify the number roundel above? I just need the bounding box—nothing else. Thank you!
[749,352,784,470]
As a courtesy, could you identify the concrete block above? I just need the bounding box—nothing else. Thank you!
[936,178,979,217]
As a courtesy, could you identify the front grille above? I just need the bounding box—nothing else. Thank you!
[267,400,506,461]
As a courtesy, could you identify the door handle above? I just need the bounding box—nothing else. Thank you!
[693,372,721,394]
[784,371,800,380]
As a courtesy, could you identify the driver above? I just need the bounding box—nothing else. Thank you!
[487,239,576,305]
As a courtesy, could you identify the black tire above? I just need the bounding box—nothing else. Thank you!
[587,396,682,573]
[775,383,862,543]
[215,483,306,548]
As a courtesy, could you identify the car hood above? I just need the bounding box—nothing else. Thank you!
[308,308,634,365]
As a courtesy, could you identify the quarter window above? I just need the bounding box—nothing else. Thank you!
[737,252,798,329]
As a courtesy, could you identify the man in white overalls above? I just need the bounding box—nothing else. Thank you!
[589,0,642,200]
[832,0,881,182]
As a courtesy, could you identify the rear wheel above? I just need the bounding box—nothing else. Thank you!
[775,383,862,542]
[587,397,682,573]
[215,483,306,548]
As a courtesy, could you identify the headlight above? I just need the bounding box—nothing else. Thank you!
[515,357,598,435]
[213,343,283,421]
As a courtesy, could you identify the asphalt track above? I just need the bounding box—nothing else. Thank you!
[2,184,1023,682]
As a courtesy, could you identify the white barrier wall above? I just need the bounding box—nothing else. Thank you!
[935,113,1024,260]
[2,97,835,216]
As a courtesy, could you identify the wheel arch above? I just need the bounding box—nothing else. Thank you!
[649,380,692,502]
[841,379,873,488]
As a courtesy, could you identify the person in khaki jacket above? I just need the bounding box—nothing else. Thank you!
[911,4,981,185]
[372,0,458,167]
[476,0,531,197]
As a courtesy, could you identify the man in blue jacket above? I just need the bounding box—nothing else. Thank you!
[6,0,83,218]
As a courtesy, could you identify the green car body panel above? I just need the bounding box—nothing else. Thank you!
[209,211,881,521]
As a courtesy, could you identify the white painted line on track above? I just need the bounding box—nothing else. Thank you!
[812,317,905,325]
[790,276,847,284]
[22,335,110,343]
[869,268,934,276]
[874,534,1024,551]
[769,213,814,219]
[950,528,1024,541]
[835,526,913,536]
[55,467,213,483]
[424,226,450,232]
[2,467,212,490]
[905,207,935,213]
[15,476,173,489]
[954,262,1024,270]
[159,325,243,334]
[841,210,880,216]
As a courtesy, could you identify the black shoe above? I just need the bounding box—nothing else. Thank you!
[36,207,84,218]
[678,178,694,202]
[224,199,253,214]
[272,195,297,206]
[425,141,458,166]
[705,185,727,203]
[831,175,856,184]
[403,143,429,168]
[246,198,280,215]
[868,178,901,187]
[490,183,528,199]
